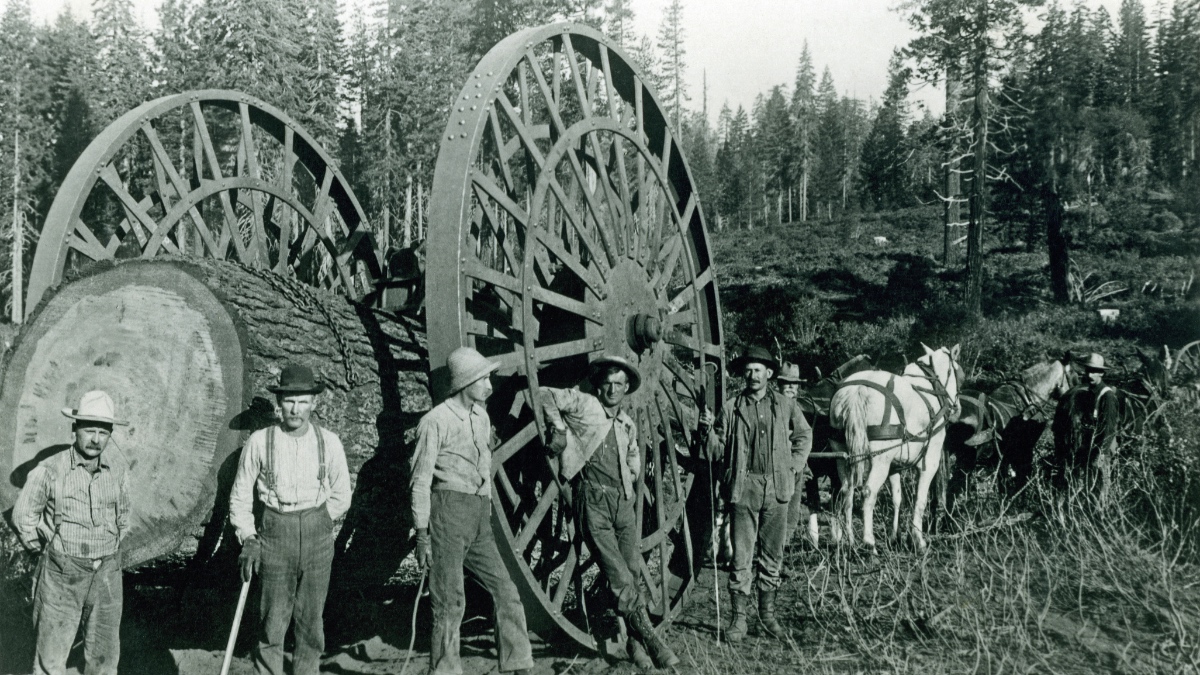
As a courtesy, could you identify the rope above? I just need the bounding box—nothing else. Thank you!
[399,568,428,675]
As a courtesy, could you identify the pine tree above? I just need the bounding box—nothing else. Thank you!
[92,0,152,127]
[904,0,1038,317]
[791,42,816,221]
[812,67,842,219]
[1112,0,1153,110]
[603,0,636,48]
[656,0,688,132]
[860,51,912,209]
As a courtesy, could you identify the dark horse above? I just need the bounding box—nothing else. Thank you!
[937,355,1075,519]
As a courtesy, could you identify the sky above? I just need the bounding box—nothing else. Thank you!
[24,0,1132,123]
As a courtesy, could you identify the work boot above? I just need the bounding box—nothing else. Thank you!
[627,636,656,670]
[758,588,785,639]
[725,592,750,643]
[628,608,681,668]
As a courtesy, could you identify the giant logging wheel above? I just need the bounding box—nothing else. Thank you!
[25,90,382,314]
[428,24,725,647]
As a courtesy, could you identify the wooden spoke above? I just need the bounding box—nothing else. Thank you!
[668,268,713,313]
[530,286,602,324]
[492,421,539,466]
[492,338,602,375]
[190,102,248,263]
[533,229,605,292]
[426,26,723,650]
[515,482,561,551]
[550,543,578,609]
[561,35,592,117]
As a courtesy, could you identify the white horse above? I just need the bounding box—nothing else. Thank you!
[828,344,963,551]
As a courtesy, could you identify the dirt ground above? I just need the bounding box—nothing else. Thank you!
[0,550,811,675]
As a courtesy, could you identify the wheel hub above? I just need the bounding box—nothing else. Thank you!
[597,259,664,392]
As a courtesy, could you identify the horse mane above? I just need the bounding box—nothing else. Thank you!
[1021,359,1067,399]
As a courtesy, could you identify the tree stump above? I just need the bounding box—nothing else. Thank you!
[0,257,430,583]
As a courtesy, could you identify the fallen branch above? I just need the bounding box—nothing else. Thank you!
[934,512,1033,541]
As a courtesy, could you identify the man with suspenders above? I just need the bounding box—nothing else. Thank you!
[1053,352,1119,500]
[229,364,352,675]
[13,390,131,675]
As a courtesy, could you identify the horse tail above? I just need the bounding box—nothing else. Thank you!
[830,385,871,487]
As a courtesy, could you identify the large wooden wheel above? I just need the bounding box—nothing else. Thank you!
[428,23,725,648]
[25,90,382,315]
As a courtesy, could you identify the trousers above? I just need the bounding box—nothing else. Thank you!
[730,473,787,595]
[255,504,334,675]
[579,480,643,615]
[32,546,122,675]
[782,468,811,550]
[429,491,534,675]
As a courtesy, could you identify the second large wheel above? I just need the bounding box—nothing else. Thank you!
[428,23,725,648]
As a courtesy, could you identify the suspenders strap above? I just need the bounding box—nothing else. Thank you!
[263,423,327,493]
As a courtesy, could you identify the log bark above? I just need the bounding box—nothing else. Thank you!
[0,257,430,586]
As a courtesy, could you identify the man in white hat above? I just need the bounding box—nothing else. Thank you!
[229,363,352,675]
[410,347,534,675]
[13,390,132,675]
[539,355,680,669]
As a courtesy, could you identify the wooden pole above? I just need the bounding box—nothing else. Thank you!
[12,127,21,324]
[219,579,252,675]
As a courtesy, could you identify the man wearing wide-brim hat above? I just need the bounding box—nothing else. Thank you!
[1052,352,1119,500]
[229,364,352,675]
[538,354,680,669]
[774,362,821,558]
[13,390,132,675]
[410,347,534,675]
[700,346,812,642]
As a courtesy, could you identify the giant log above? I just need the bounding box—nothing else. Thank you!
[0,257,430,583]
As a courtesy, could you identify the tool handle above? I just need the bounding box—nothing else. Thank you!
[220,579,252,675]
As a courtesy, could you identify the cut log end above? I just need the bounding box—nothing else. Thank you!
[2,258,431,575]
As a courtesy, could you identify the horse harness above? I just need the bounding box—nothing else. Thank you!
[834,360,958,463]
[961,379,1055,446]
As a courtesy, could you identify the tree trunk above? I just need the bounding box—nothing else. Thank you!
[943,64,962,267]
[0,257,430,587]
[966,58,988,318]
[1046,149,1070,303]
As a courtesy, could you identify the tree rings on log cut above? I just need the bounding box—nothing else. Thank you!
[0,262,244,567]
[1,257,432,576]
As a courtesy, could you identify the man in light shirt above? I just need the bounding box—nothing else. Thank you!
[13,390,131,675]
[410,347,533,675]
[229,364,352,675]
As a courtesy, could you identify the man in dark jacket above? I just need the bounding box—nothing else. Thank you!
[700,347,812,642]
[1052,352,1118,500]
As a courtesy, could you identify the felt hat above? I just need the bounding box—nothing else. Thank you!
[590,354,642,394]
[448,347,500,394]
[776,361,803,384]
[61,390,128,426]
[1081,352,1108,372]
[730,346,779,374]
[268,363,326,395]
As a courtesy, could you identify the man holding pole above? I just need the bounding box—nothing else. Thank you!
[13,390,131,675]
[229,364,352,675]
[410,347,534,675]
[700,346,812,642]
[539,355,680,669]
